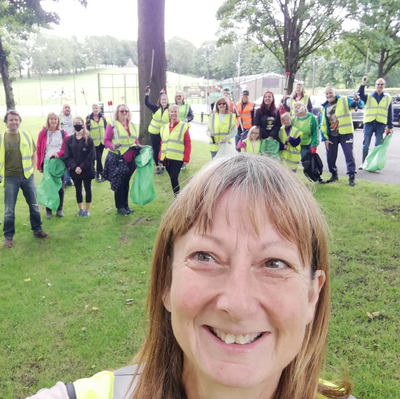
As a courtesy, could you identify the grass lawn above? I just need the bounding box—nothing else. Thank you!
[0,118,399,398]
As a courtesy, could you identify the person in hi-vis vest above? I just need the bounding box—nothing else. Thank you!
[0,110,48,248]
[358,76,393,168]
[290,83,313,117]
[159,105,191,196]
[207,97,237,159]
[235,90,255,150]
[86,104,107,182]
[320,86,363,187]
[145,88,169,174]
[173,92,194,123]
[103,104,142,216]
[60,104,74,187]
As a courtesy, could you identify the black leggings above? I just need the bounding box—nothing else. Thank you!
[149,133,161,166]
[73,178,92,203]
[95,143,105,175]
[165,159,183,195]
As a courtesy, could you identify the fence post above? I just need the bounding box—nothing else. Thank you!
[201,112,203,123]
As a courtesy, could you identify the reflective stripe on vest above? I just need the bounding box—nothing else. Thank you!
[0,131,34,186]
[290,94,309,117]
[111,121,137,154]
[243,139,261,153]
[178,103,190,121]
[321,96,354,136]
[160,122,188,161]
[208,113,235,152]
[364,94,391,125]
[90,117,105,145]
[236,102,254,129]
[148,108,170,134]
[279,126,303,170]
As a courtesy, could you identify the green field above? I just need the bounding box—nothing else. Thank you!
[0,67,207,109]
[0,118,399,398]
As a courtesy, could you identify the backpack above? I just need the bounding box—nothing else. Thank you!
[302,152,323,182]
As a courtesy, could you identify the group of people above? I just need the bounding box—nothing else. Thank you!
[206,76,393,187]
[1,76,392,248]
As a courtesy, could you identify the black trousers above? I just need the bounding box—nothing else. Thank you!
[46,175,65,212]
[95,143,105,175]
[150,133,161,166]
[73,178,92,203]
[114,162,134,209]
[165,159,183,195]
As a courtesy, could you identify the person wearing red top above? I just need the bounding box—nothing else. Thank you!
[36,112,68,219]
[159,105,191,195]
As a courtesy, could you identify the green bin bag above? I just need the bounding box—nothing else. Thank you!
[260,138,281,161]
[362,132,393,172]
[130,146,156,206]
[37,158,66,211]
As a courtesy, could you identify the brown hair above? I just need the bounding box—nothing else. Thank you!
[215,97,230,114]
[4,110,22,123]
[45,112,61,131]
[130,154,353,399]
[157,94,169,109]
[73,117,89,145]
[114,104,131,123]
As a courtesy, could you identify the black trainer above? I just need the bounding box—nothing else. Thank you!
[326,173,338,183]
[349,174,356,187]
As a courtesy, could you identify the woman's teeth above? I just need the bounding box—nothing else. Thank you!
[211,327,262,345]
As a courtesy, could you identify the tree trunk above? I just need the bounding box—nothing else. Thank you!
[0,38,16,110]
[137,0,167,144]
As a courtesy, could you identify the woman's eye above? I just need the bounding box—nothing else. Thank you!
[194,252,214,262]
[264,259,288,269]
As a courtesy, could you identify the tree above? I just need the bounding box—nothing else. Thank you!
[217,0,355,93]
[192,41,218,79]
[341,0,400,80]
[137,0,167,143]
[166,36,196,75]
[0,0,87,110]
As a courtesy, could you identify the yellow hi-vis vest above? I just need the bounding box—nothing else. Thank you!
[363,94,392,125]
[90,117,106,146]
[278,125,303,170]
[243,138,261,153]
[321,96,354,140]
[290,94,310,117]
[160,122,189,161]
[208,113,236,152]
[110,121,138,155]
[148,108,169,134]
[0,131,34,187]
[176,103,190,121]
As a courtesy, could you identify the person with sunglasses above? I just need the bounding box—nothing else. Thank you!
[358,77,393,168]
[103,104,141,216]
[207,97,237,159]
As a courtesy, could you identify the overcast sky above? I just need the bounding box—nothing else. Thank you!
[41,0,225,47]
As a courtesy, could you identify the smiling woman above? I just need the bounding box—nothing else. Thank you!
[29,154,355,399]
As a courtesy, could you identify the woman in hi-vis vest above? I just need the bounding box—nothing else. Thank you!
[173,92,194,123]
[206,97,237,159]
[103,104,142,216]
[145,88,169,174]
[290,83,313,117]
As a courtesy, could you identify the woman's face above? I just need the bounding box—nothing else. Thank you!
[49,116,59,130]
[263,93,273,105]
[118,106,129,122]
[92,105,100,115]
[160,95,168,107]
[294,104,306,117]
[165,191,324,392]
[295,85,303,95]
[217,101,227,113]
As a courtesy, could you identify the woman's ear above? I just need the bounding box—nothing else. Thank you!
[162,290,171,312]
[306,270,325,324]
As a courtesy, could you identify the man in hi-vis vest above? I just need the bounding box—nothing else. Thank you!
[0,110,48,248]
[358,76,393,168]
[320,86,364,187]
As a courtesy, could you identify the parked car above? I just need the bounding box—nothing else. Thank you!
[393,97,400,126]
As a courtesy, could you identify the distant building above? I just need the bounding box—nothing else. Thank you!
[124,58,135,68]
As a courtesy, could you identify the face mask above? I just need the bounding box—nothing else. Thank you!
[74,125,83,132]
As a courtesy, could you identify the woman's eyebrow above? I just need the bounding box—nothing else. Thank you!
[196,235,287,251]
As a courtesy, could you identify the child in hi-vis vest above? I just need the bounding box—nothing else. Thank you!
[278,113,303,171]
[237,126,262,154]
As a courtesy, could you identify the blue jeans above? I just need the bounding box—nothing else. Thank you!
[3,175,42,238]
[65,168,71,183]
[362,121,385,162]
[300,144,311,161]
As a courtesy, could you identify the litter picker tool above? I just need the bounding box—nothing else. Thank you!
[81,88,88,113]
[365,39,371,77]
[145,49,155,96]
[60,87,64,108]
